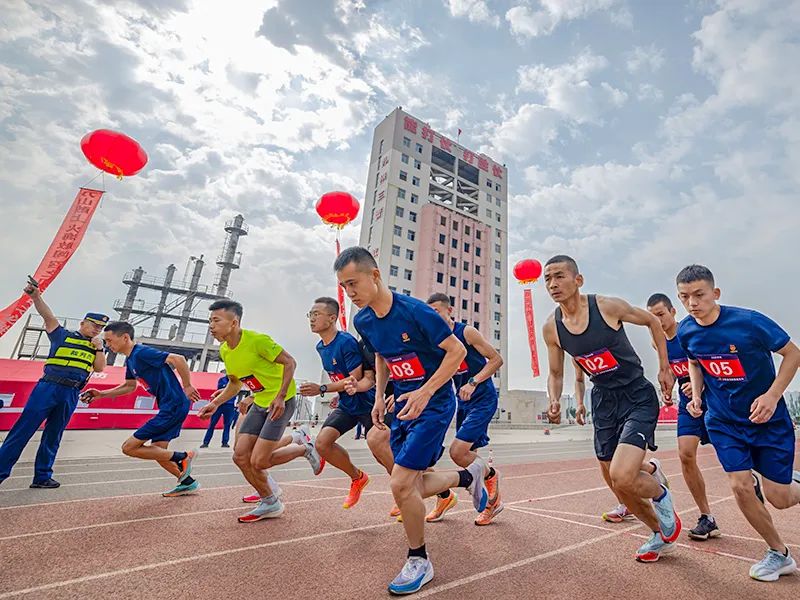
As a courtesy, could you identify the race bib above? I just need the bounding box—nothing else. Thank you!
[328,372,346,383]
[575,348,619,377]
[457,359,468,375]
[385,353,426,381]
[697,354,747,382]
[669,358,689,379]
[240,374,265,392]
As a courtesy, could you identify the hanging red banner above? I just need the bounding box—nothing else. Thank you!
[523,287,540,377]
[335,238,347,330]
[0,188,104,338]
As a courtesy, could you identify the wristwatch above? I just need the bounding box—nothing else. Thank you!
[468,377,477,386]
[319,384,328,396]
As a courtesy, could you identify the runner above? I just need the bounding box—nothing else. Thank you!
[541,255,680,562]
[676,264,800,581]
[81,321,201,497]
[647,292,720,540]
[426,293,504,525]
[199,299,324,522]
[336,246,488,595]
[299,296,385,509]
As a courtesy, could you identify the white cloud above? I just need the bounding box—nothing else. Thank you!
[487,103,562,158]
[444,0,501,27]
[636,83,663,102]
[506,0,625,38]
[626,44,665,73]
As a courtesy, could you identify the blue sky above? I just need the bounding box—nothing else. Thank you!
[1,0,798,389]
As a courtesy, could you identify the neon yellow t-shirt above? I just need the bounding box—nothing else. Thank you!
[219,329,296,408]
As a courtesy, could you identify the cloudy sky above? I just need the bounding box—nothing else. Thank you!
[1,0,799,390]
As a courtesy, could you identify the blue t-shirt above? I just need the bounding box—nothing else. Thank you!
[316,331,375,415]
[217,375,235,405]
[677,306,791,425]
[125,344,188,410]
[354,292,455,405]
[43,326,95,383]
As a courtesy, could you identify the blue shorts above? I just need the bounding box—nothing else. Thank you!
[677,402,710,445]
[455,385,497,450]
[134,400,190,443]
[391,394,455,471]
[706,415,796,484]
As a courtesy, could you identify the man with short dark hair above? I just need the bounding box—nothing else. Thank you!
[0,279,107,488]
[676,264,800,581]
[541,255,680,563]
[199,299,324,522]
[647,292,719,540]
[82,321,201,497]
[336,246,487,595]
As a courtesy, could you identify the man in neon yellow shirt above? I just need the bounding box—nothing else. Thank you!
[199,299,324,522]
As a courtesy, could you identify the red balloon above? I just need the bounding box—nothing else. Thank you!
[316,191,360,228]
[80,129,148,178]
[513,258,543,283]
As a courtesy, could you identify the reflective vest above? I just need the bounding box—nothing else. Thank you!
[44,333,96,379]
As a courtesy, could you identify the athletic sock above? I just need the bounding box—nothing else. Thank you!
[182,476,195,486]
[408,544,427,560]
[485,467,496,480]
[170,451,187,464]
[457,469,474,489]
[654,485,668,503]
[438,489,451,499]
[261,493,278,505]
[701,513,715,522]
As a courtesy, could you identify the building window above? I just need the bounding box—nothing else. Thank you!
[462,299,468,311]
[368,226,373,244]
[437,253,444,264]
[450,276,457,287]
[403,289,411,296]
[495,197,501,207]
[494,312,501,321]
[403,136,411,148]
[486,208,492,217]
[375,172,379,186]
[396,206,404,217]
[474,321,480,329]
[465,225,471,235]
[486,194,492,203]
[439,233,446,244]
[394,225,402,236]
[440,216,447,226]
[412,176,420,186]
[389,285,397,292]
[494,330,501,341]
[436,272,444,283]
[415,142,423,153]
[496,230,501,239]
[404,269,412,281]
[407,230,416,241]
[379,139,384,154]
[397,188,406,199]
[462,280,469,290]
[495,294,501,304]
[392,245,400,257]
[411,193,419,204]
[401,153,409,164]
[453,221,459,231]
[495,276,501,286]
[475,283,481,293]
[450,257,457,267]
[495,243,501,253]
[495,260,501,269]
[390,265,398,276]
[464,242,470,252]
[487,179,492,188]
[449,295,456,306]
[451,239,458,249]
[475,246,481,257]
[496,213,501,222]
[495,183,501,192]
[462,318,468,324]
[399,170,408,181]
[406,249,414,260]
[463,261,470,272]
[414,159,421,169]
[475,265,481,275]
[409,211,417,223]
[476,230,482,240]
[474,302,480,312]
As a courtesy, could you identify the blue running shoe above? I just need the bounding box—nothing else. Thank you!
[238,498,285,523]
[652,485,681,542]
[163,480,200,497]
[388,557,434,595]
[750,548,797,581]
[177,449,199,483]
[466,457,488,513]
[636,531,675,562]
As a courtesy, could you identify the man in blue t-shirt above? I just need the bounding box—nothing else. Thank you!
[299,296,392,510]
[336,246,488,596]
[200,371,235,448]
[82,321,202,498]
[647,293,719,541]
[676,264,800,582]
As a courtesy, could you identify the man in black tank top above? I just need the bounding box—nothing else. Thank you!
[542,255,681,563]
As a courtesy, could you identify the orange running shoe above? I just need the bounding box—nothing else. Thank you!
[343,471,370,509]
[484,470,500,505]
[389,504,402,517]
[426,492,458,522]
[475,496,504,526]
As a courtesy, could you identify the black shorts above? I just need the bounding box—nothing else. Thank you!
[592,378,659,462]
[322,408,374,435]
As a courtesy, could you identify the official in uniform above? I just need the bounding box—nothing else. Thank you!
[0,279,107,488]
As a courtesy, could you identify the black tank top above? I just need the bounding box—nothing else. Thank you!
[555,295,644,389]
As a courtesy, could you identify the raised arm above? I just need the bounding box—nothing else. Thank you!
[24,281,59,333]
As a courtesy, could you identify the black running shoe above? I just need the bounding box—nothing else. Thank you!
[753,473,764,503]
[688,515,720,541]
[30,478,60,489]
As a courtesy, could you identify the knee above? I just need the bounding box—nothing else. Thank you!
[232,451,250,469]
[730,478,757,501]
[679,449,696,467]
[366,428,387,449]
[315,436,333,456]
[251,453,273,471]
[121,440,137,456]
[449,444,469,466]
[390,476,413,501]
[609,467,636,494]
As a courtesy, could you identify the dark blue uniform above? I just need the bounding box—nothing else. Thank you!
[354,292,456,470]
[126,344,190,443]
[678,306,794,484]
[203,375,235,447]
[453,322,498,450]
[0,326,97,484]
[667,335,710,444]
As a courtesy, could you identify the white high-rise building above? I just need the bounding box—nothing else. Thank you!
[357,108,509,396]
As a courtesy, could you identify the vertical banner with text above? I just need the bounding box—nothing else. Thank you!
[523,287,540,377]
[335,238,347,330]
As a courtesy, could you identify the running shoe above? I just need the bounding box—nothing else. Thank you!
[652,486,681,543]
[304,442,325,476]
[163,480,200,497]
[426,493,458,522]
[238,498,285,522]
[177,449,199,483]
[389,504,402,518]
[292,424,312,445]
[343,471,370,509]
[602,503,633,523]
[636,531,676,562]
[485,469,500,505]
[29,478,60,489]
[475,498,504,526]
[749,548,797,582]
[243,475,282,503]
[465,457,489,512]
[649,457,670,489]
[388,557,434,595]
[242,493,261,504]
[688,515,720,541]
